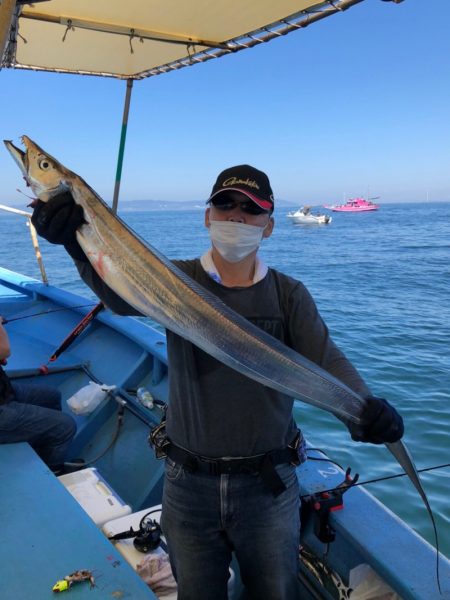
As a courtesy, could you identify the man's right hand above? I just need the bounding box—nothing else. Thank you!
[31,192,87,260]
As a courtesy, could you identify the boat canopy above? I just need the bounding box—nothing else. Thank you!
[0,0,402,209]
[2,0,376,80]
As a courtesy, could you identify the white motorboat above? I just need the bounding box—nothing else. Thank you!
[287,206,332,225]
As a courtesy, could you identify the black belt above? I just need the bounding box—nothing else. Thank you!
[166,443,299,497]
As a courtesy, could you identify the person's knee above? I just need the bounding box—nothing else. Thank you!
[36,385,63,410]
[59,412,77,441]
[49,388,63,409]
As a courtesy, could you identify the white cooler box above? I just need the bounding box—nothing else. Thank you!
[58,467,131,527]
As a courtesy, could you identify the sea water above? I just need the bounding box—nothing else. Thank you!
[0,202,449,557]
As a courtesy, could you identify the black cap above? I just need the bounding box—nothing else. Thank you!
[208,165,274,211]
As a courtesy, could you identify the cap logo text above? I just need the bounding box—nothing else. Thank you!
[222,177,260,190]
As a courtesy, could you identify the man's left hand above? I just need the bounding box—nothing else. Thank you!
[350,396,404,444]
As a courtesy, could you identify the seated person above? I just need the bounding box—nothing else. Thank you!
[0,317,77,472]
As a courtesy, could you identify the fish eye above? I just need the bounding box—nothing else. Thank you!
[39,158,51,170]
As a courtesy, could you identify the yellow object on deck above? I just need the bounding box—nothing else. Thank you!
[52,579,69,593]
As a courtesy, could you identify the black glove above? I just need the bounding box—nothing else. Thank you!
[31,192,87,261]
[349,396,404,444]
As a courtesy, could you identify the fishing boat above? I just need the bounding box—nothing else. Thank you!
[325,198,380,212]
[1,249,449,599]
[287,206,332,225]
[1,1,449,599]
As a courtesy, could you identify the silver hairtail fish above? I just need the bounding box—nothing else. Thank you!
[3,136,438,558]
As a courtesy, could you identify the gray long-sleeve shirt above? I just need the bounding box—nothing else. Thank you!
[76,257,370,457]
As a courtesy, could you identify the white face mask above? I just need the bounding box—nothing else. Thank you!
[208,220,266,263]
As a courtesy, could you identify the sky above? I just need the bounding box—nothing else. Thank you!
[0,0,449,206]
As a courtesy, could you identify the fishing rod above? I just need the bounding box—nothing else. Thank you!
[2,302,104,369]
[303,453,447,592]
[48,302,104,363]
[302,455,450,499]
[1,303,98,324]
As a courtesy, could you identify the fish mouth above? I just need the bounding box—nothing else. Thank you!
[4,136,65,201]
[3,139,28,178]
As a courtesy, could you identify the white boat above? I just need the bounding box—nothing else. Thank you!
[287,206,332,225]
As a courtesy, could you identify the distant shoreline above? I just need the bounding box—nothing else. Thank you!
[2,199,449,212]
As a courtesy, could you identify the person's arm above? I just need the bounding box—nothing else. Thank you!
[31,194,141,316]
[286,281,370,396]
[0,318,11,362]
[286,281,403,444]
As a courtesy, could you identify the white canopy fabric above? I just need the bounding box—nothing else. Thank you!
[1,0,368,80]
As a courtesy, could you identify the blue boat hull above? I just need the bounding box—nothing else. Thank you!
[0,267,448,599]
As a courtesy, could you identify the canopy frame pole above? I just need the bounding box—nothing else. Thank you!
[0,0,16,66]
[112,78,134,213]
[0,204,48,284]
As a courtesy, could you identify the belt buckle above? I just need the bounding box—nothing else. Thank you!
[199,457,221,476]
[204,457,241,475]
[221,463,234,474]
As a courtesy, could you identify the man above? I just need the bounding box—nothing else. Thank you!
[0,317,77,472]
[31,165,403,599]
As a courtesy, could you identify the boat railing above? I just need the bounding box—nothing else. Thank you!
[0,203,48,284]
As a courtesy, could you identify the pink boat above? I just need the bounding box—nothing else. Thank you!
[325,197,380,212]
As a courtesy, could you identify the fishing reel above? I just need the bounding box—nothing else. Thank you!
[108,510,162,553]
[303,467,359,544]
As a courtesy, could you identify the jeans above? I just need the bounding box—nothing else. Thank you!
[161,460,301,600]
[0,382,76,467]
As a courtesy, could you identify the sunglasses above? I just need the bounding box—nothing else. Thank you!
[209,196,270,216]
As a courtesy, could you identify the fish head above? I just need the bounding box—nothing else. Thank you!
[3,136,71,202]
